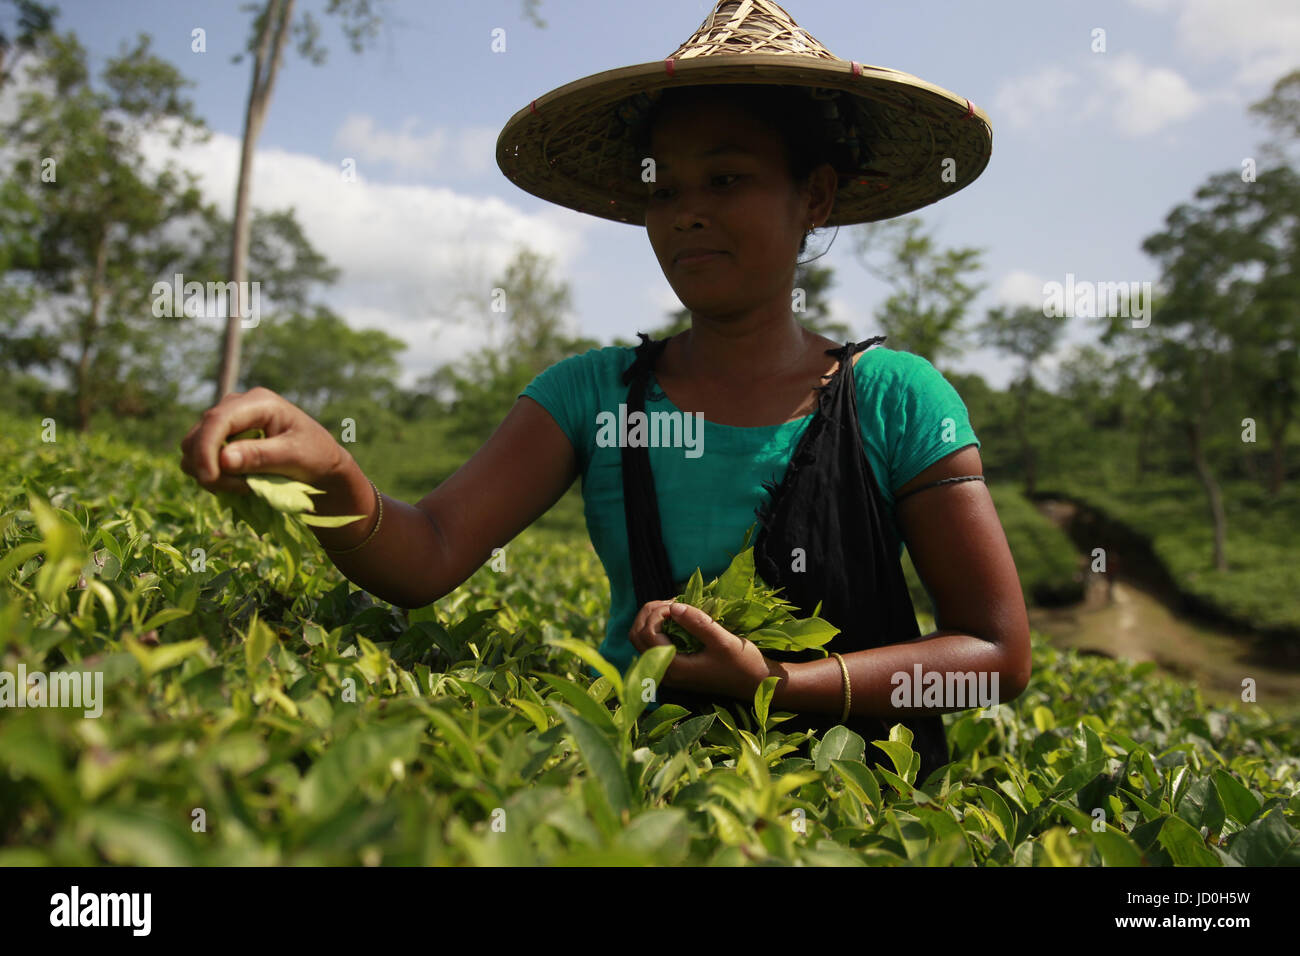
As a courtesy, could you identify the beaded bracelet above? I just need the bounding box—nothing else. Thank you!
[322,478,382,555]
[830,652,852,724]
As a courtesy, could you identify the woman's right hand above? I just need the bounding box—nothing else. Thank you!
[178,386,353,497]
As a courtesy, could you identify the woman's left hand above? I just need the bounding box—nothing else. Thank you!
[629,600,778,700]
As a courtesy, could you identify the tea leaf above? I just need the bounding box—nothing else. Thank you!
[557,705,632,817]
[813,725,866,771]
[753,674,780,729]
[244,474,324,514]
[715,545,754,601]
[299,512,367,528]
[663,527,840,655]
[682,568,704,607]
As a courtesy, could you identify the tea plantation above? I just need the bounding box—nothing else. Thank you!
[2,418,1298,865]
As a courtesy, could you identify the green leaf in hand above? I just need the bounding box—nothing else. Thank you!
[243,474,325,514]
[216,428,365,533]
[659,524,840,657]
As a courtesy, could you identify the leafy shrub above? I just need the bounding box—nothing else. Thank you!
[1,412,1297,865]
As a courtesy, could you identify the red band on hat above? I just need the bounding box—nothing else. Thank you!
[964,99,974,119]
[850,61,862,75]
[664,58,675,75]
[530,100,537,114]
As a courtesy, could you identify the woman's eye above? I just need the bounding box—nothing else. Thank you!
[648,174,740,201]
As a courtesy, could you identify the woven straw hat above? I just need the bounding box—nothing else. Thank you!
[496,0,992,227]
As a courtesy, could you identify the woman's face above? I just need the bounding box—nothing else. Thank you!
[643,94,835,319]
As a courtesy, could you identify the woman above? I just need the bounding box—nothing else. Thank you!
[179,1,1030,781]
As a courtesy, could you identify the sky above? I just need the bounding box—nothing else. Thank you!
[11,0,1300,392]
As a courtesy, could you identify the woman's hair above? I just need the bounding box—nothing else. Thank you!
[628,83,870,260]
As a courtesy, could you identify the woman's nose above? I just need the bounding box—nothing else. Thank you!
[663,187,714,230]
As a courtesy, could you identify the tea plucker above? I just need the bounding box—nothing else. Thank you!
[497,0,1031,777]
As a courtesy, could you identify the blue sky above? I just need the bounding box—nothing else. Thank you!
[27,0,1300,390]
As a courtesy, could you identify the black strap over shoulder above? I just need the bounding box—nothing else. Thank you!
[621,333,675,608]
[618,332,951,782]
[753,334,920,659]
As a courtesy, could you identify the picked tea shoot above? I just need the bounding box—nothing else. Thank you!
[217,428,366,536]
[660,525,840,656]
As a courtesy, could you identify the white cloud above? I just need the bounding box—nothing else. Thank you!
[995,270,1049,308]
[994,55,1202,137]
[333,114,499,178]
[138,125,588,385]
[1129,0,1300,87]
[1091,53,1203,136]
[649,281,683,318]
[994,66,1078,130]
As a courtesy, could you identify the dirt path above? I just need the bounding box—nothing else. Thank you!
[1029,500,1300,709]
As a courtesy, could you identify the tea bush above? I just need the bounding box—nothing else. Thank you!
[1,417,1298,865]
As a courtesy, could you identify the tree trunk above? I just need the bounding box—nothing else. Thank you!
[1134,420,1146,481]
[1186,418,1229,572]
[1016,377,1036,496]
[75,229,110,432]
[214,0,295,404]
[1241,443,1261,483]
[1268,409,1289,496]
[1133,397,1153,481]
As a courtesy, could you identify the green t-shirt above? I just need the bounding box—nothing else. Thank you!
[518,343,980,676]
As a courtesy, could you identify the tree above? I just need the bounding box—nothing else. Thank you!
[976,304,1065,496]
[240,305,406,419]
[170,204,345,402]
[1137,174,1256,573]
[428,245,598,445]
[214,0,387,403]
[1240,71,1300,495]
[0,0,55,89]
[212,0,550,403]
[0,28,211,431]
[1249,68,1300,168]
[0,177,43,358]
[852,217,984,366]
[1055,343,1172,482]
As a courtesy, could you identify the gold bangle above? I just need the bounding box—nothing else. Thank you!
[830,652,851,724]
[322,478,382,555]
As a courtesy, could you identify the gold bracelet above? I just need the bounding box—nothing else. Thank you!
[830,652,851,724]
[322,478,382,555]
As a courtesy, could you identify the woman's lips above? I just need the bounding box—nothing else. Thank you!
[675,251,726,267]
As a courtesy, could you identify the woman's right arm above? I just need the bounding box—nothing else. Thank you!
[179,388,578,610]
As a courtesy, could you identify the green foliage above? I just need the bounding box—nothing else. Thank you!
[2,413,1298,865]
[853,218,985,366]
[0,24,211,430]
[660,528,839,656]
[426,246,600,449]
[238,306,406,420]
